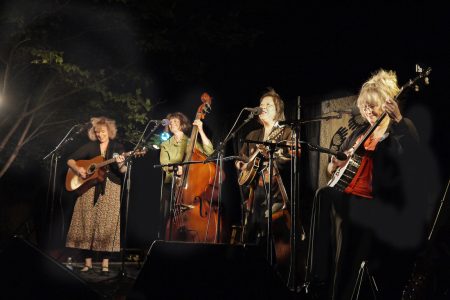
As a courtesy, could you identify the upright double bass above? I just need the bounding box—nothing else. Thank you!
[166,93,224,243]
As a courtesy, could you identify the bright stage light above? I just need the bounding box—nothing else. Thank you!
[160,132,170,141]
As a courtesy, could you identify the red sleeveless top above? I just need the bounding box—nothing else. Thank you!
[344,136,380,199]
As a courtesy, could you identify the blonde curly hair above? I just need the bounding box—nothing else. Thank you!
[357,69,401,115]
[87,116,118,141]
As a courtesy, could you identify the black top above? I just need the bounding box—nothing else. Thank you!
[68,140,125,201]
[339,118,420,203]
[339,118,429,248]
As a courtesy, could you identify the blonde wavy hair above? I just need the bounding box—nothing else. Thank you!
[87,116,118,141]
[357,69,401,115]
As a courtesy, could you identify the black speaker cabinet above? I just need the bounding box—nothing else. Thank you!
[0,235,105,299]
[128,240,292,300]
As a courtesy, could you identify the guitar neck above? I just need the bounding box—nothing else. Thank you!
[353,112,388,151]
[96,151,131,168]
[351,68,431,153]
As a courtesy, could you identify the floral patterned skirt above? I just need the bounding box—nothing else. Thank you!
[66,179,121,252]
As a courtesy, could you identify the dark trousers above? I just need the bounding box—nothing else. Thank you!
[308,186,414,300]
[307,187,374,300]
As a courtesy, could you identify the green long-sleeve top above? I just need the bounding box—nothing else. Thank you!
[159,134,214,183]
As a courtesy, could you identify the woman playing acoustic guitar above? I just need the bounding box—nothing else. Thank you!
[65,116,126,275]
[235,88,299,282]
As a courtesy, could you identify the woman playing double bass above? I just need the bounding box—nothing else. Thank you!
[159,111,214,239]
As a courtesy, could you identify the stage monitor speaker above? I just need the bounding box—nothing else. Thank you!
[128,240,291,300]
[0,235,105,299]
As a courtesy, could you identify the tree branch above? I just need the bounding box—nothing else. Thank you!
[0,114,34,178]
[0,97,30,152]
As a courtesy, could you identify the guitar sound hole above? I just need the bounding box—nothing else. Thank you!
[88,165,96,174]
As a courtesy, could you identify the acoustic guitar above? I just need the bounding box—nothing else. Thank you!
[238,126,285,186]
[65,149,146,194]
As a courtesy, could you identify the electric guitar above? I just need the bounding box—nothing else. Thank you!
[328,67,431,191]
[65,149,146,194]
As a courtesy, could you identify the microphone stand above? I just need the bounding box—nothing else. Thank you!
[287,96,302,292]
[116,158,132,280]
[114,119,164,281]
[281,112,349,293]
[42,124,81,247]
[242,139,293,266]
[204,110,259,243]
[243,138,343,269]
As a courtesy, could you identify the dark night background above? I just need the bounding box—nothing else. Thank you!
[0,0,449,295]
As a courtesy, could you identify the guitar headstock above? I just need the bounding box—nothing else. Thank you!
[195,92,212,120]
[400,65,432,95]
[134,147,148,157]
[124,148,148,158]
[412,64,431,92]
[394,65,431,104]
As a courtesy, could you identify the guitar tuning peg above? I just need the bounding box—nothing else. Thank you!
[424,77,430,85]
[415,64,423,73]
[414,85,420,92]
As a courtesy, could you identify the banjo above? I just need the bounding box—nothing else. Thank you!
[328,67,431,191]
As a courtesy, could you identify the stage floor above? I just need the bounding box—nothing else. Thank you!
[66,261,140,299]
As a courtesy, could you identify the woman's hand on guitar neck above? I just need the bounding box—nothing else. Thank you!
[115,154,127,173]
[382,98,403,123]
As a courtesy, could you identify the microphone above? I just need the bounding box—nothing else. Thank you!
[335,151,348,161]
[244,107,263,115]
[334,107,361,116]
[74,122,91,134]
[309,143,348,160]
[151,119,170,126]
